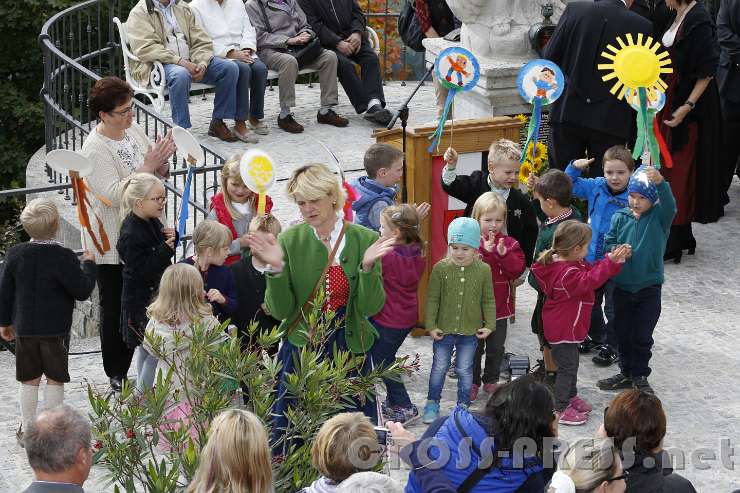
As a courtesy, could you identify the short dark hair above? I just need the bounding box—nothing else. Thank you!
[603,145,635,172]
[533,169,572,207]
[90,76,134,117]
[541,67,555,76]
[604,389,667,454]
[25,405,91,473]
[363,143,404,179]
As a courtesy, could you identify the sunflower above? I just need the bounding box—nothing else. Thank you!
[514,114,528,124]
[519,162,533,185]
[526,141,547,161]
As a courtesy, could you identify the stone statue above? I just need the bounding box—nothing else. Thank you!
[446,0,567,58]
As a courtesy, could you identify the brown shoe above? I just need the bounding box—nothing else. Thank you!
[317,109,349,127]
[208,119,238,142]
[277,113,304,133]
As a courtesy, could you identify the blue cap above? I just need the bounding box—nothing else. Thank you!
[628,166,658,204]
[447,217,481,249]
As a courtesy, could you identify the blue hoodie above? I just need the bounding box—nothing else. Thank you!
[565,161,629,262]
[350,176,397,231]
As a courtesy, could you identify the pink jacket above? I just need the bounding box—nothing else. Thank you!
[479,234,526,320]
[531,257,622,344]
[373,243,426,329]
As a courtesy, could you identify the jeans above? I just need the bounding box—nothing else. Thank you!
[550,343,579,411]
[135,346,158,394]
[97,264,135,378]
[614,285,662,378]
[163,57,239,128]
[427,334,478,406]
[232,58,268,121]
[588,280,617,349]
[473,319,508,385]
[368,320,412,408]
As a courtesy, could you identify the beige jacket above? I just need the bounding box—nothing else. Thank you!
[126,0,214,85]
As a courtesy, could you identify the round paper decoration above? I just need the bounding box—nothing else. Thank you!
[435,47,480,92]
[517,59,565,105]
[240,149,275,215]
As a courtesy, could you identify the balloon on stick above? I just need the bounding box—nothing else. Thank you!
[239,149,275,216]
[172,127,205,247]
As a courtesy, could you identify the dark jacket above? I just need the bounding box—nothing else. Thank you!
[230,253,281,351]
[0,243,96,338]
[625,451,697,493]
[181,257,237,322]
[441,171,538,266]
[297,0,365,48]
[544,0,652,139]
[717,0,740,119]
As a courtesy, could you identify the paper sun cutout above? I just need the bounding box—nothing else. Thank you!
[598,33,672,100]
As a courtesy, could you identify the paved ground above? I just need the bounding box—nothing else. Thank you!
[3,81,740,491]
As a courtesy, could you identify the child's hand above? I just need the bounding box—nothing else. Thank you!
[444,147,458,168]
[239,234,250,248]
[261,302,272,316]
[527,173,539,189]
[496,238,508,256]
[476,328,492,339]
[645,166,664,184]
[0,325,14,342]
[415,202,432,221]
[206,289,226,305]
[81,250,96,262]
[162,227,176,239]
[482,231,496,252]
[362,236,396,272]
[428,329,444,341]
[608,244,632,263]
[164,235,176,250]
[573,157,594,170]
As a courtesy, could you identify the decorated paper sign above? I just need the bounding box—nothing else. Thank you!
[517,59,565,163]
[239,149,275,216]
[172,127,203,246]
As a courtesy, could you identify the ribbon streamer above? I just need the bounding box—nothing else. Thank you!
[428,89,456,153]
[73,176,110,255]
[521,97,543,163]
[257,189,267,216]
[177,164,195,248]
[631,88,671,168]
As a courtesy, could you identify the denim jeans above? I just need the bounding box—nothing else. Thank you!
[368,320,412,408]
[163,56,239,128]
[135,346,158,394]
[232,58,268,120]
[613,285,662,378]
[427,334,478,406]
[588,280,617,349]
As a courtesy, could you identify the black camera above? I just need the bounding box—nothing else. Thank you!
[508,355,531,381]
[374,426,389,445]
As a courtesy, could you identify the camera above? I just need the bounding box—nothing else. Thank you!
[508,354,531,381]
[374,426,389,445]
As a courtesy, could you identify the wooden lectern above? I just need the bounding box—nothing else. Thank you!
[373,117,522,333]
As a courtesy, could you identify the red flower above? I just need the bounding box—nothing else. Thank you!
[126,429,135,439]
[94,440,103,449]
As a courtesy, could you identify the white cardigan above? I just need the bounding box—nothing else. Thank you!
[189,0,258,58]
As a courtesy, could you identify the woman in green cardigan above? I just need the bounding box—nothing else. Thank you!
[248,163,394,446]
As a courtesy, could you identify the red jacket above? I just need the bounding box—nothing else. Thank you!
[209,192,273,266]
[478,234,526,320]
[531,257,622,344]
[372,243,425,329]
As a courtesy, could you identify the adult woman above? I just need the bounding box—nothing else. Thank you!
[387,375,557,493]
[656,0,725,263]
[600,389,696,492]
[81,76,175,392]
[548,438,627,493]
[190,0,269,142]
[248,163,394,444]
[186,409,273,493]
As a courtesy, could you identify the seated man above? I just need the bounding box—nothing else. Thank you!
[21,406,93,493]
[298,0,392,126]
[127,0,239,142]
[245,0,349,133]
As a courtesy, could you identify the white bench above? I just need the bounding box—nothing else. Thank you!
[113,16,380,114]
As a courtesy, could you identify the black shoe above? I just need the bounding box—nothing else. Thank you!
[579,336,598,354]
[597,373,633,391]
[633,376,654,394]
[663,248,682,264]
[592,346,619,367]
[110,376,123,393]
[363,104,393,126]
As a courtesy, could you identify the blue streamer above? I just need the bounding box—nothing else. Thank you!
[428,90,457,153]
[521,97,543,163]
[177,166,195,248]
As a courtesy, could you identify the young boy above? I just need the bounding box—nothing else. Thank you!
[351,143,404,231]
[565,146,633,365]
[443,139,538,265]
[528,170,581,380]
[0,199,97,445]
[598,166,676,394]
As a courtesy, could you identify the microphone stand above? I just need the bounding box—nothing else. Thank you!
[387,62,435,202]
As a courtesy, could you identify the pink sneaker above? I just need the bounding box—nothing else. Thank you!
[558,405,588,426]
[483,383,499,394]
[569,395,593,414]
[470,384,480,401]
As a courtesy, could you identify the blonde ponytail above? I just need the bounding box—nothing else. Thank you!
[537,248,556,265]
[119,172,162,222]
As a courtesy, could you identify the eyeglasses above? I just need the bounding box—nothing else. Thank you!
[109,103,135,117]
[607,470,629,482]
[147,196,167,204]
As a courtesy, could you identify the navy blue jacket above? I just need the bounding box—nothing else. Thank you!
[182,257,238,322]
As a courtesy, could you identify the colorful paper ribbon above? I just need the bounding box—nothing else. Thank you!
[632,88,673,169]
[521,96,543,163]
[72,174,110,255]
[428,90,456,153]
[177,158,196,248]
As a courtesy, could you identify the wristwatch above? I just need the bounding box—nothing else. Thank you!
[685,100,696,109]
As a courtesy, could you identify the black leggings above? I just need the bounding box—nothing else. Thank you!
[97,264,135,379]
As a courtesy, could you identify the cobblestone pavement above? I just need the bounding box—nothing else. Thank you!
[3,82,739,491]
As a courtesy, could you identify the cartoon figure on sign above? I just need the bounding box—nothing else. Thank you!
[533,67,558,104]
[517,59,565,163]
[445,54,469,87]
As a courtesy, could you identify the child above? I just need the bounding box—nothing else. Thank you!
[470,192,526,400]
[300,412,380,493]
[0,199,97,445]
[531,221,630,425]
[528,169,581,380]
[117,173,177,390]
[566,146,633,365]
[208,155,274,265]
[369,204,426,425]
[351,143,404,231]
[139,263,221,393]
[598,166,676,395]
[423,217,496,423]
[442,139,538,265]
[181,220,237,322]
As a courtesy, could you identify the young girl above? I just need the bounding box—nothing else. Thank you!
[369,204,426,425]
[181,220,237,322]
[423,217,496,424]
[117,172,177,390]
[208,156,273,265]
[471,192,526,401]
[531,220,630,426]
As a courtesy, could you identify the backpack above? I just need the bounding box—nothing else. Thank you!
[398,0,425,52]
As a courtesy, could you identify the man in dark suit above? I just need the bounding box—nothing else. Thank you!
[298,0,392,125]
[544,0,652,177]
[717,0,740,183]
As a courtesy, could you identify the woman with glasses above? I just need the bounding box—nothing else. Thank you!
[81,76,175,392]
[548,437,627,493]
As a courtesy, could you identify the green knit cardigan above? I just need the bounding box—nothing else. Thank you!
[265,222,385,353]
